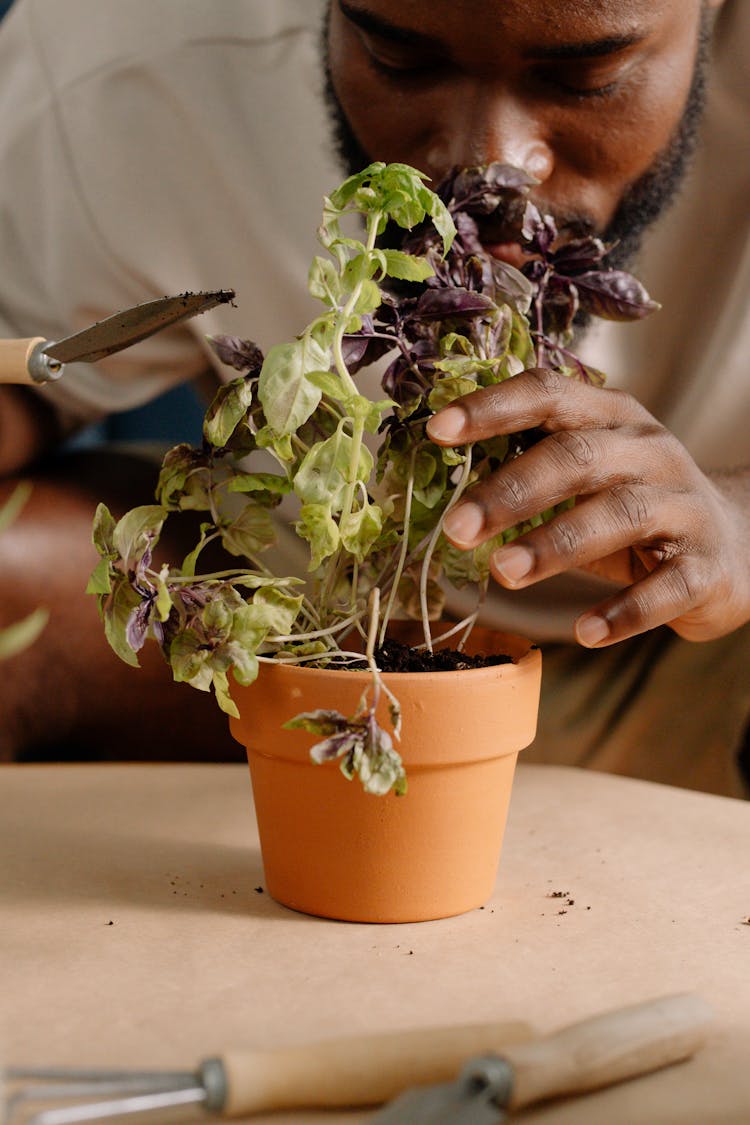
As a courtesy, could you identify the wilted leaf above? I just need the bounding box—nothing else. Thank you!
[340,501,384,561]
[258,336,328,435]
[296,503,341,570]
[203,376,255,448]
[221,505,275,557]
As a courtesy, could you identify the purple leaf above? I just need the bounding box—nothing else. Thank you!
[207,335,264,374]
[551,236,609,274]
[414,287,497,321]
[309,730,362,764]
[572,271,660,321]
[283,708,350,736]
[125,600,152,653]
[341,333,393,374]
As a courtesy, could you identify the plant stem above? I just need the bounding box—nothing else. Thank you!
[412,611,479,651]
[331,211,382,395]
[379,447,416,647]
[419,447,474,652]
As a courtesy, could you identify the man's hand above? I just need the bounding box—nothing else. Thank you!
[426,367,750,647]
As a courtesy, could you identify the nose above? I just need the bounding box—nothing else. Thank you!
[426,82,554,184]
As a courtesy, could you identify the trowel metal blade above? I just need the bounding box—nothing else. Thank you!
[43,290,235,365]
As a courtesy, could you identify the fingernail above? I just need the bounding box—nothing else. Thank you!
[491,544,534,585]
[427,406,466,443]
[443,502,484,546]
[576,615,610,647]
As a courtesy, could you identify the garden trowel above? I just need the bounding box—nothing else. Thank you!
[0,289,235,386]
[371,992,713,1123]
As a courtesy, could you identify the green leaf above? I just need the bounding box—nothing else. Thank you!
[154,569,173,623]
[0,606,48,661]
[381,248,435,282]
[112,505,165,566]
[103,579,143,668]
[417,182,456,254]
[296,503,341,570]
[340,501,383,562]
[156,446,214,512]
[212,669,240,718]
[293,429,373,510]
[202,376,255,448]
[255,425,295,463]
[170,629,211,687]
[85,556,113,596]
[221,504,275,557]
[352,277,382,316]
[345,394,394,434]
[249,586,304,636]
[428,374,479,413]
[326,162,386,211]
[224,645,259,687]
[258,336,329,436]
[308,255,342,306]
[225,472,291,498]
[90,502,116,557]
[306,369,348,400]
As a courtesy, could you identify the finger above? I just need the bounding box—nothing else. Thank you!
[426,367,642,447]
[487,486,675,590]
[442,422,673,549]
[572,555,717,647]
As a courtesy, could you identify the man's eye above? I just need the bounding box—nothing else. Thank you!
[556,80,620,99]
[358,34,441,77]
[536,62,628,100]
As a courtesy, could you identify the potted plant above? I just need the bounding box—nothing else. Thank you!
[89,162,656,922]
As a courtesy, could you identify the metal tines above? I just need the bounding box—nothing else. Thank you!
[2,1066,212,1125]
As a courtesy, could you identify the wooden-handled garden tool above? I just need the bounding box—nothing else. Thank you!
[0,290,235,386]
[2,993,712,1124]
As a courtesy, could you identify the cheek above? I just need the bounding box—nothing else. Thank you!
[550,66,695,226]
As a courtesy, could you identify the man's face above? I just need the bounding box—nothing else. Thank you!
[325,0,718,264]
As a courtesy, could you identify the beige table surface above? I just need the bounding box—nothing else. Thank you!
[1,762,749,1124]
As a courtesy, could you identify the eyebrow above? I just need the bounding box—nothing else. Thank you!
[337,2,443,49]
[527,35,646,61]
[338,2,645,61]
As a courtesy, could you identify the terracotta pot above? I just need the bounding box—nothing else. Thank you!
[229,625,541,923]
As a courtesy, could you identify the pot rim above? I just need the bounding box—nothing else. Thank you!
[256,628,539,686]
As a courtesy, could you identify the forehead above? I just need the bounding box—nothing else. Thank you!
[340,0,685,49]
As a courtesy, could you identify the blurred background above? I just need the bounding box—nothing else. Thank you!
[0,0,206,451]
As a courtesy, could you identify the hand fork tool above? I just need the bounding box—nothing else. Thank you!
[2,1019,532,1124]
[1,993,711,1124]
[0,290,235,386]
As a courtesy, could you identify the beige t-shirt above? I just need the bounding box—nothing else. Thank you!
[0,0,747,640]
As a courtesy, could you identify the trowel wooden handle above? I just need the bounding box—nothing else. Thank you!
[0,337,53,384]
[217,1019,534,1116]
[505,992,713,1111]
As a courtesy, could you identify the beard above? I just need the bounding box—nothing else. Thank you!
[321,5,711,271]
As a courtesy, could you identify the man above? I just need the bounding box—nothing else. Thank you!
[0,1,747,792]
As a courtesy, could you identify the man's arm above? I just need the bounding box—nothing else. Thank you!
[426,367,750,647]
[0,386,63,477]
[0,448,244,762]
